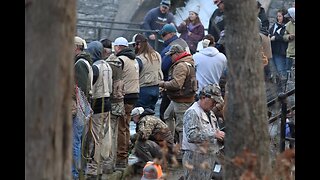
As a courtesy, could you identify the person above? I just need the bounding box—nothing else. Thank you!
[113,37,140,168]
[182,84,225,179]
[142,0,175,53]
[74,36,93,99]
[141,161,165,180]
[72,36,93,180]
[130,107,175,172]
[130,33,163,111]
[193,34,227,94]
[100,38,125,173]
[158,44,197,160]
[208,0,225,43]
[257,1,269,31]
[258,18,273,82]
[268,9,289,91]
[158,24,190,122]
[85,40,113,176]
[177,5,205,54]
[283,7,295,79]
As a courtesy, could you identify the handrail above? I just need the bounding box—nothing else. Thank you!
[77,19,142,26]
[76,24,157,33]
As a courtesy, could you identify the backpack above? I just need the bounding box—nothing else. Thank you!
[166,61,197,99]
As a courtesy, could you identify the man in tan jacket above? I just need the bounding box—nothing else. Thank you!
[159,44,197,161]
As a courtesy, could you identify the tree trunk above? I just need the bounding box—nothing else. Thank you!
[223,0,271,179]
[25,0,76,179]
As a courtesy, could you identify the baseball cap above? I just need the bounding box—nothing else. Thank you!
[141,162,163,180]
[75,36,87,49]
[200,84,224,104]
[158,24,177,36]
[130,107,144,116]
[113,37,128,47]
[129,33,147,45]
[165,44,184,56]
[160,0,171,8]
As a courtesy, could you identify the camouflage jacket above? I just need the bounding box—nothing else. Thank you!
[136,115,173,146]
[182,101,221,154]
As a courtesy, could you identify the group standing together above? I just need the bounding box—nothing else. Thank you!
[71,0,295,179]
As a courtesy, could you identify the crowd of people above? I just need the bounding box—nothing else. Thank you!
[71,0,295,179]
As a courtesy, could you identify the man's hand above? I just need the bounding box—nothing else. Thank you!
[149,34,156,40]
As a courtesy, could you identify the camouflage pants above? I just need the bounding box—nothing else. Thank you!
[182,150,217,180]
[133,140,162,165]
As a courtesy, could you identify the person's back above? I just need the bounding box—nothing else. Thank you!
[193,35,227,93]
[142,0,175,52]
[74,37,93,100]
[130,33,163,111]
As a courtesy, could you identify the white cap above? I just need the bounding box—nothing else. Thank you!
[189,5,200,15]
[75,36,87,49]
[113,37,128,47]
[130,107,144,116]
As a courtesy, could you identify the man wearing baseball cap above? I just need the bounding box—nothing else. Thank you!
[182,84,225,179]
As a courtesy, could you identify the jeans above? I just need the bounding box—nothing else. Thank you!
[136,85,159,111]
[72,116,85,179]
[286,57,294,72]
[272,54,287,79]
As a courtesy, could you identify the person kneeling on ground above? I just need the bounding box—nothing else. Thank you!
[130,107,176,173]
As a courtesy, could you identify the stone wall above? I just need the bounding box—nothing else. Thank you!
[76,0,119,42]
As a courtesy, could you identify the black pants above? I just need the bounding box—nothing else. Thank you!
[159,91,170,121]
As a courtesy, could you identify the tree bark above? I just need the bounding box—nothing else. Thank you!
[223,0,271,179]
[25,0,76,179]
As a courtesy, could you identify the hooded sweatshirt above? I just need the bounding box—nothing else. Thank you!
[193,46,227,93]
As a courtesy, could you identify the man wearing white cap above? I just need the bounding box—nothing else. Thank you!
[112,37,141,169]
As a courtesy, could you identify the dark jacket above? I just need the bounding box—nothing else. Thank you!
[142,7,175,37]
[208,8,224,42]
[74,51,93,98]
[269,22,288,56]
[160,36,189,81]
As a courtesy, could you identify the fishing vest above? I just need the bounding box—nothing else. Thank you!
[91,60,112,99]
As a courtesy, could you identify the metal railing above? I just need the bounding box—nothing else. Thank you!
[76,19,162,50]
[267,88,295,152]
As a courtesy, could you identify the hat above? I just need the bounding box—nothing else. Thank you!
[130,107,144,116]
[200,84,224,104]
[129,33,147,45]
[284,7,295,20]
[160,0,171,8]
[189,5,200,15]
[141,162,163,180]
[75,36,87,49]
[113,37,128,47]
[158,24,177,36]
[214,0,223,6]
[165,44,184,56]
